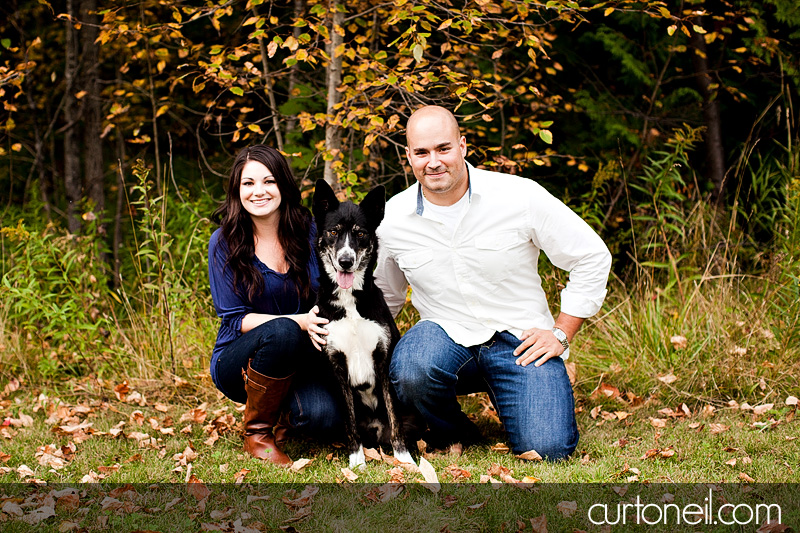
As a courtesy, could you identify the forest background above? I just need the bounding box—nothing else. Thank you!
[1,0,800,482]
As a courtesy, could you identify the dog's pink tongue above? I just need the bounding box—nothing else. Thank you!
[336,271,354,289]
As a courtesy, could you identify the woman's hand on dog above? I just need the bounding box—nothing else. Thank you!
[301,305,329,351]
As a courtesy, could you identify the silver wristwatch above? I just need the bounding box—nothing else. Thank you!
[552,327,570,350]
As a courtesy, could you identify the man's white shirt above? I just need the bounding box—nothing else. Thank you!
[374,162,612,349]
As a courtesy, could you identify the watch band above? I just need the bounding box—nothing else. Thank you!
[552,327,570,350]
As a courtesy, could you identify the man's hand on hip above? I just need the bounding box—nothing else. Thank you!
[513,328,564,367]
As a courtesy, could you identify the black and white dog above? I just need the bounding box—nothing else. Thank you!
[312,179,414,468]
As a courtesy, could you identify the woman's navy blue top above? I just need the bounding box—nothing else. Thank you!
[207,222,320,386]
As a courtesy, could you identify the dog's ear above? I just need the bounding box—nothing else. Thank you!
[359,185,386,231]
[313,179,339,221]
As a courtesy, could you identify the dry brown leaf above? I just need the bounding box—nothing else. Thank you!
[444,464,471,481]
[742,457,753,465]
[725,458,737,466]
[615,411,631,421]
[739,472,755,483]
[490,442,510,454]
[785,396,798,406]
[590,405,602,419]
[657,373,678,385]
[757,519,790,532]
[290,458,312,473]
[113,381,130,401]
[565,361,577,385]
[233,468,250,484]
[709,423,730,434]
[21,505,55,525]
[340,467,358,482]
[649,417,667,428]
[363,448,381,462]
[515,449,543,461]
[154,402,169,413]
[187,475,210,501]
[591,382,620,400]
[612,485,628,497]
[1,501,23,516]
[530,514,548,533]
[467,497,490,510]
[701,405,716,418]
[418,457,440,492]
[670,335,688,349]
[753,403,774,416]
[556,500,578,517]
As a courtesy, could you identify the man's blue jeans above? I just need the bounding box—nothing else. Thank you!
[213,318,345,442]
[390,320,578,460]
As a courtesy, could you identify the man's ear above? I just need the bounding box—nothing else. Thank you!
[359,185,386,231]
[313,179,339,221]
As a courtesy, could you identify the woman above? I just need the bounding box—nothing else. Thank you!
[208,144,335,466]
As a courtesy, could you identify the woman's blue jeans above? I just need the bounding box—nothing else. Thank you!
[213,318,344,441]
[389,320,579,460]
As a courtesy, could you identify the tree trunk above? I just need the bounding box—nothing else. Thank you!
[64,0,82,233]
[323,5,344,188]
[690,21,726,202]
[81,0,104,221]
[253,4,284,151]
[284,0,306,138]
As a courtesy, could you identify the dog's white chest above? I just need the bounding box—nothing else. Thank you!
[326,314,389,389]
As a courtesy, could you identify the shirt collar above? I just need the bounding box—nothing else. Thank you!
[414,162,475,216]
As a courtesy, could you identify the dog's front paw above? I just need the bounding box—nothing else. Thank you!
[393,449,416,466]
[348,445,366,470]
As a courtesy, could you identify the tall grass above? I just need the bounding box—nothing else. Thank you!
[1,116,798,407]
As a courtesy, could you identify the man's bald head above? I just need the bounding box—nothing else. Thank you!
[404,105,469,206]
[406,106,461,145]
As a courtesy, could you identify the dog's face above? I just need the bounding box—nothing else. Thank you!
[313,180,386,290]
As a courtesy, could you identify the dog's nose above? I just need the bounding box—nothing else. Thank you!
[338,256,354,270]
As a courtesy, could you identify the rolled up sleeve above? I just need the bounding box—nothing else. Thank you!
[528,183,612,319]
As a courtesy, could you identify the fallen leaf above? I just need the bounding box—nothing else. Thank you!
[649,417,667,428]
[154,403,170,413]
[615,411,631,421]
[612,485,628,497]
[591,382,620,400]
[290,458,312,473]
[418,457,440,492]
[742,457,753,465]
[515,449,543,461]
[444,464,471,481]
[657,374,678,385]
[786,396,798,406]
[363,448,381,462]
[490,442,510,454]
[530,514,548,533]
[21,505,55,525]
[757,519,790,533]
[113,381,130,401]
[701,405,716,418]
[565,362,577,385]
[670,335,688,349]
[233,468,250,484]
[467,497,489,510]
[725,458,737,466]
[753,403,774,416]
[557,500,578,517]
[16,464,35,478]
[340,468,358,482]
[590,405,602,419]
[709,423,730,434]
[739,472,755,483]
[1,501,23,517]
[187,475,210,501]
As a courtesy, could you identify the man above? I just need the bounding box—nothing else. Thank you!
[374,106,612,460]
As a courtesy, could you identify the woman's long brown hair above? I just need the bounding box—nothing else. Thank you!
[211,145,312,302]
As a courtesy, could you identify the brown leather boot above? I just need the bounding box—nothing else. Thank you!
[242,362,293,466]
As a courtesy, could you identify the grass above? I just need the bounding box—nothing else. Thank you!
[0,378,798,531]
